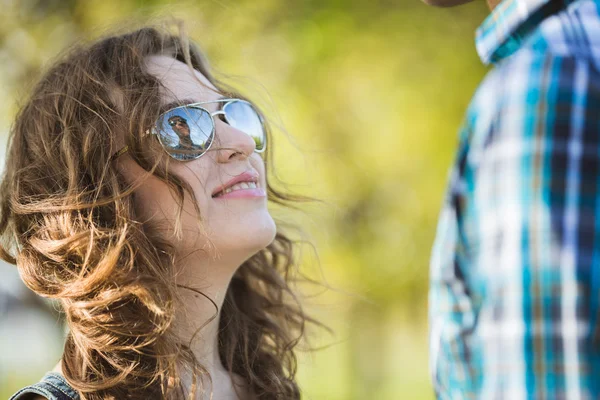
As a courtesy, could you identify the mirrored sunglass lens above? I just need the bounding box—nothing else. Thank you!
[223,101,265,151]
[156,107,214,160]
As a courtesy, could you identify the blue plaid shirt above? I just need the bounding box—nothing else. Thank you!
[429,0,600,398]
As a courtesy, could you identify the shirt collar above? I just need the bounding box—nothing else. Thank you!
[475,0,577,65]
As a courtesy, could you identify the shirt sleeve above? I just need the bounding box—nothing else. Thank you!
[429,52,600,399]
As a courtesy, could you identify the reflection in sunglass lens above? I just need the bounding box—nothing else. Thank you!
[223,101,266,151]
[156,107,214,161]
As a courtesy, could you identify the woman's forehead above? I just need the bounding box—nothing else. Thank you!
[144,55,221,105]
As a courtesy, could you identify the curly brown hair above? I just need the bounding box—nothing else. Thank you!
[0,22,323,399]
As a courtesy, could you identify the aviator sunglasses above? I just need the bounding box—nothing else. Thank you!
[111,98,266,161]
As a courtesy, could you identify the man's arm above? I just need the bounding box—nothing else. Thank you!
[430,52,600,398]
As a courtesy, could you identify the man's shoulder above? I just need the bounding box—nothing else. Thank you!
[469,49,599,120]
[460,49,600,159]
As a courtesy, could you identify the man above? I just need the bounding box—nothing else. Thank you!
[425,0,600,398]
[168,115,195,148]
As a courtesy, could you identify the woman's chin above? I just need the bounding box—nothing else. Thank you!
[244,214,278,250]
[214,213,277,255]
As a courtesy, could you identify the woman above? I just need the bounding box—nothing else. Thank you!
[4,23,320,400]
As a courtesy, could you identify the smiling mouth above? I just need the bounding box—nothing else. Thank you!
[212,181,260,198]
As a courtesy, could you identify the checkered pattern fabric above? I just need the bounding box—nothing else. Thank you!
[429,0,600,398]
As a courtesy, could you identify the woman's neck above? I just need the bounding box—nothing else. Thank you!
[173,252,252,399]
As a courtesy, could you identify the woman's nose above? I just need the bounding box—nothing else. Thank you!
[214,120,257,162]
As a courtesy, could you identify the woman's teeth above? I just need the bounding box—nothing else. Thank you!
[220,181,258,195]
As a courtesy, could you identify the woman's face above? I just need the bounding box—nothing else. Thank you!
[117,55,276,271]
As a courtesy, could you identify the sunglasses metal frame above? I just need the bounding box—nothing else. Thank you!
[111,98,267,162]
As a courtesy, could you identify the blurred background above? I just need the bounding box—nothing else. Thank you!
[0,0,489,398]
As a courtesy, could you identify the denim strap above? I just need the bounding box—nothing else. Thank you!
[9,372,80,400]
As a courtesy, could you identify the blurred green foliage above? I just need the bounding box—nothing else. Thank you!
[0,0,489,398]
